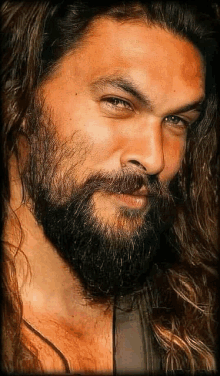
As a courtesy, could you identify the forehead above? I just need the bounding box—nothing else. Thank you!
[44,17,205,108]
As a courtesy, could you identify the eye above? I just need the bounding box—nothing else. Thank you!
[164,115,189,128]
[101,97,133,111]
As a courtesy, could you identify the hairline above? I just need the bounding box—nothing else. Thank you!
[38,13,205,90]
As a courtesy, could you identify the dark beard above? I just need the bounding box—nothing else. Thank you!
[22,105,179,302]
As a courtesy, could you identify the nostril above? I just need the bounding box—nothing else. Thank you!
[128,160,147,171]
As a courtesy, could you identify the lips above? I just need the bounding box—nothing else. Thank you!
[112,186,148,210]
[129,187,148,196]
[115,193,148,209]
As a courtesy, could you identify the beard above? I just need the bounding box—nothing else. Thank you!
[21,102,180,302]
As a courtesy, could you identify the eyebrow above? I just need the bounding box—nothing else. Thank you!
[90,75,205,114]
[91,75,152,108]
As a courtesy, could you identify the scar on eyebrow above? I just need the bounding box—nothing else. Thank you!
[90,74,205,114]
[90,75,153,110]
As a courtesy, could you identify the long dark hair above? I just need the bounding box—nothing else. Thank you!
[1,0,219,372]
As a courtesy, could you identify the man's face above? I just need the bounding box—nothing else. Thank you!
[23,19,205,299]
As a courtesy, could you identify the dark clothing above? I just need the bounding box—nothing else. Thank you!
[114,293,163,374]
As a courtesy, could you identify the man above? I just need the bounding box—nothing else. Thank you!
[1,0,219,374]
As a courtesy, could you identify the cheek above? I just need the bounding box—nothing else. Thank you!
[73,118,120,173]
[163,136,186,180]
[84,119,114,147]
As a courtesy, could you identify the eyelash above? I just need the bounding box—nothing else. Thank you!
[102,97,133,111]
[102,97,196,128]
[164,115,190,128]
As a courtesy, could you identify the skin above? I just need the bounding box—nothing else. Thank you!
[39,19,205,232]
[6,18,205,373]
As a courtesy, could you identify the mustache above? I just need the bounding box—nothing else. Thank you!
[73,169,171,199]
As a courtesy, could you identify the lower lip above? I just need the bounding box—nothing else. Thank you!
[114,193,147,209]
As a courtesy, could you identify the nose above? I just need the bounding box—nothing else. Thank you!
[120,123,165,175]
